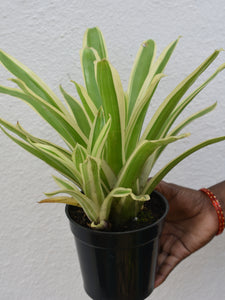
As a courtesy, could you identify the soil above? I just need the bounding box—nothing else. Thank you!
[68,192,165,232]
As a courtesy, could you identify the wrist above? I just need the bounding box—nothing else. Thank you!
[209,182,225,215]
[200,188,225,235]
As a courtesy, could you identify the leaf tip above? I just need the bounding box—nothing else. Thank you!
[217,63,225,72]
[217,48,224,53]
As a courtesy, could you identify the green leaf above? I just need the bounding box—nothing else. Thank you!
[160,63,225,138]
[60,85,91,137]
[41,189,99,222]
[138,64,225,184]
[147,37,181,78]
[87,107,105,153]
[72,144,88,172]
[52,175,79,190]
[137,36,181,101]
[0,126,80,184]
[10,77,77,130]
[80,47,102,109]
[141,49,223,141]
[72,81,97,122]
[139,103,218,189]
[98,187,150,224]
[143,136,225,195]
[100,160,117,190]
[0,84,87,148]
[99,187,133,222]
[95,59,125,174]
[116,134,189,189]
[130,193,150,201]
[30,142,82,184]
[127,39,156,118]
[91,114,112,158]
[13,121,71,158]
[80,157,104,207]
[125,73,165,158]
[169,102,217,136]
[83,27,108,59]
[0,49,67,114]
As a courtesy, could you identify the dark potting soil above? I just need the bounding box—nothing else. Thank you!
[68,192,165,232]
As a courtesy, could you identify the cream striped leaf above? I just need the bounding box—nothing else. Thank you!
[0,126,80,184]
[116,134,189,189]
[72,81,97,122]
[80,156,104,207]
[91,116,111,158]
[138,36,181,101]
[127,39,156,118]
[100,160,117,191]
[139,103,218,189]
[60,85,91,137]
[52,176,79,191]
[80,47,102,109]
[159,63,225,139]
[125,73,165,158]
[0,84,86,148]
[30,143,82,184]
[95,59,125,174]
[141,49,223,141]
[87,107,105,153]
[0,49,68,114]
[0,118,70,158]
[40,189,99,222]
[143,136,225,195]
[72,144,88,172]
[83,27,108,59]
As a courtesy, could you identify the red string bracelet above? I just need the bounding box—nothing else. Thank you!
[200,188,225,235]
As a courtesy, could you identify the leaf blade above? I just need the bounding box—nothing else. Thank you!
[72,81,97,122]
[116,134,189,189]
[141,49,223,141]
[80,157,104,207]
[127,39,156,118]
[0,49,67,113]
[80,47,102,109]
[95,59,125,174]
[83,27,108,59]
[0,84,87,148]
[40,189,99,222]
[0,126,79,184]
[143,136,225,195]
[60,85,91,137]
[126,73,165,158]
[160,63,225,138]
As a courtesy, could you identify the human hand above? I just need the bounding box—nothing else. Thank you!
[154,181,219,288]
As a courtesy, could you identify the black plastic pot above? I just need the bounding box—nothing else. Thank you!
[65,191,168,300]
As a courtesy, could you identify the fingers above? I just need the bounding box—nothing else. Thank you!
[155,181,179,204]
[155,229,191,288]
[154,253,180,288]
[155,234,180,288]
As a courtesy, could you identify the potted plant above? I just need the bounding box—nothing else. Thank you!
[0,27,225,300]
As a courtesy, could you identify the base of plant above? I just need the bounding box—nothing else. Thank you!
[68,192,165,232]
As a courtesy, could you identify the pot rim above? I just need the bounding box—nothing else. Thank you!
[65,190,169,236]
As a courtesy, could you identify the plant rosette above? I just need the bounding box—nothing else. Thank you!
[1,27,225,300]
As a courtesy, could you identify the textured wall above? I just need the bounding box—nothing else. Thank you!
[0,0,225,299]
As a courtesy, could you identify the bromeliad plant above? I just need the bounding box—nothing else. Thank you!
[1,27,225,229]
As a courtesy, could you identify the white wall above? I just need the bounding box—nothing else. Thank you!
[0,0,225,299]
